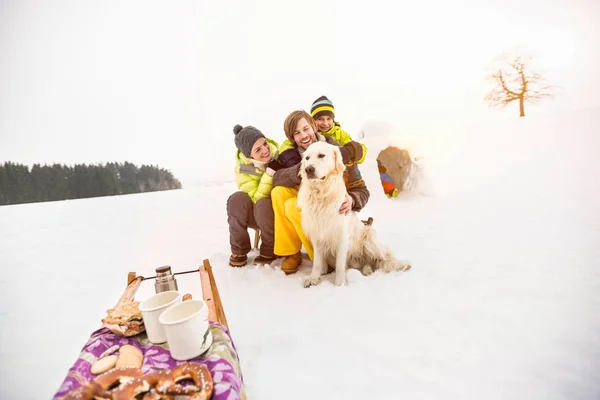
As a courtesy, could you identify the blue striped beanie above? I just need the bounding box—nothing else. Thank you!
[310,95,335,120]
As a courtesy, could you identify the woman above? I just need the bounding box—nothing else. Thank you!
[268,110,369,274]
[227,124,279,267]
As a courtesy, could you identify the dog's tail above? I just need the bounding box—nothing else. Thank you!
[365,230,411,273]
[351,225,412,273]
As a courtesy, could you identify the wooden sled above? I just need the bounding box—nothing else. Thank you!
[55,259,245,400]
[253,229,260,251]
[199,259,230,332]
[124,259,230,334]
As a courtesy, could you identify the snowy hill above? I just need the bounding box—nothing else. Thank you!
[1,109,600,399]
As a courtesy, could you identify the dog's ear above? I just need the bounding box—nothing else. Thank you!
[333,146,346,175]
[298,157,307,181]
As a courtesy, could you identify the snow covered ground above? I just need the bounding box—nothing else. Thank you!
[1,110,600,399]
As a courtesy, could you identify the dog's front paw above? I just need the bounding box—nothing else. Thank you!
[303,276,320,288]
[334,273,347,287]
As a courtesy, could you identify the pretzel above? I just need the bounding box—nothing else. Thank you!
[63,363,213,400]
[113,363,213,400]
[165,363,214,397]
[62,367,144,399]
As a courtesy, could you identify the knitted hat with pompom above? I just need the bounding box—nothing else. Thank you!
[233,124,265,158]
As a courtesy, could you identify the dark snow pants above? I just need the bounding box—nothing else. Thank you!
[226,191,275,257]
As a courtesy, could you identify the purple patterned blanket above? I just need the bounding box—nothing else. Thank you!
[53,322,245,399]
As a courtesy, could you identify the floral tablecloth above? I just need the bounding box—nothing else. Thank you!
[53,322,245,399]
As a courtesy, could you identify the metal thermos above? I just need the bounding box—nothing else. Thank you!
[154,265,179,293]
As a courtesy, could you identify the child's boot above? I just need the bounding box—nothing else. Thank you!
[229,254,248,267]
[254,254,279,265]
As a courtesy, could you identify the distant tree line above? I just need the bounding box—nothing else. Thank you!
[0,161,182,206]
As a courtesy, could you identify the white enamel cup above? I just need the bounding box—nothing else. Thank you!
[138,290,182,344]
[158,299,212,361]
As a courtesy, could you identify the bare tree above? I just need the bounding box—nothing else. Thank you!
[485,53,555,117]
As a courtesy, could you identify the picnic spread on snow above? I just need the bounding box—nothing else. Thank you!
[54,261,246,400]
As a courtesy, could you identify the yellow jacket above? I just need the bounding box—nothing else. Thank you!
[234,138,279,204]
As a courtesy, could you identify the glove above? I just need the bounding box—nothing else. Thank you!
[267,159,284,171]
[266,167,276,177]
[339,143,357,164]
[339,146,350,164]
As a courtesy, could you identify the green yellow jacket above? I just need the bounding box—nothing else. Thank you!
[323,122,367,164]
[234,138,279,204]
[279,121,367,164]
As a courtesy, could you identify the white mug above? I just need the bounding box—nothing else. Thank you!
[139,290,182,344]
[158,299,212,361]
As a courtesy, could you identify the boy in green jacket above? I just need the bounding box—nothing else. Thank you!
[310,95,368,165]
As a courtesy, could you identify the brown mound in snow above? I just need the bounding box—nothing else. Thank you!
[377,146,414,193]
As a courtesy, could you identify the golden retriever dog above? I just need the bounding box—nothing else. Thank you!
[297,142,411,287]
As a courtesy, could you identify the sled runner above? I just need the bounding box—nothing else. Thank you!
[252,228,261,250]
[53,259,246,400]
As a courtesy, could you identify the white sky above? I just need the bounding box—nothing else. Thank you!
[1,0,599,185]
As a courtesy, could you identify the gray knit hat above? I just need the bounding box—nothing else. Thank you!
[233,124,266,158]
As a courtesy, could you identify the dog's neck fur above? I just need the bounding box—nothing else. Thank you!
[299,170,346,209]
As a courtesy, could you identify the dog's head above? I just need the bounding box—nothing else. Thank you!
[300,142,346,182]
